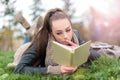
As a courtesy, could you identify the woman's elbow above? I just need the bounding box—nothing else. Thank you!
[14,64,25,74]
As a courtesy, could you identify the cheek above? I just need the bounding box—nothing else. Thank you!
[68,32,73,40]
[54,35,61,40]
[53,35,63,42]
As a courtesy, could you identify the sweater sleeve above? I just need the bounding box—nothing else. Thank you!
[47,65,61,75]
[14,44,47,74]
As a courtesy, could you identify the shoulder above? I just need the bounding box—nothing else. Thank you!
[73,29,80,39]
[73,29,85,45]
[73,29,80,36]
[73,29,78,33]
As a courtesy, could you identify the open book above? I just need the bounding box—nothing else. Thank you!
[52,41,91,67]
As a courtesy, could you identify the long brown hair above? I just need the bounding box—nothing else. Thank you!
[32,8,72,66]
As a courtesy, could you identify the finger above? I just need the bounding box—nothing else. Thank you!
[62,69,73,75]
[63,67,73,72]
[65,40,76,46]
[63,66,76,72]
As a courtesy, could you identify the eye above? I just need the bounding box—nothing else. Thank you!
[66,29,71,32]
[56,32,62,35]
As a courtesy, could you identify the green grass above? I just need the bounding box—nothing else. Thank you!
[0,51,120,80]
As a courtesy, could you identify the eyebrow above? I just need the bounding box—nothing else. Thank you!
[66,26,71,29]
[56,26,71,32]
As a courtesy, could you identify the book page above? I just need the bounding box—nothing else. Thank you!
[72,41,91,67]
[52,41,91,67]
[52,41,73,66]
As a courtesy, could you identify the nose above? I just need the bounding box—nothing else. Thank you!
[63,33,68,40]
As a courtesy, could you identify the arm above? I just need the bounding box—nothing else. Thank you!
[14,44,47,74]
[14,44,76,75]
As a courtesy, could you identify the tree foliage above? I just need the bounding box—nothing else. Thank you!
[0,0,21,50]
[62,0,75,19]
[0,0,17,26]
[0,26,14,50]
[30,0,45,22]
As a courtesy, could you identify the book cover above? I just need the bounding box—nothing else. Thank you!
[52,40,91,67]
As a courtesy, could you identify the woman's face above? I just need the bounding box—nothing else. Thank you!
[51,18,73,45]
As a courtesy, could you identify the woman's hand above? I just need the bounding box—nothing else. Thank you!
[64,40,79,49]
[60,65,77,75]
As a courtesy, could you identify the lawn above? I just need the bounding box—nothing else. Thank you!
[0,51,120,80]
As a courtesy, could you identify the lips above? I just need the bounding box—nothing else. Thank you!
[62,41,71,46]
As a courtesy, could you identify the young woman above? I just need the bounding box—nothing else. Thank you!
[14,8,100,75]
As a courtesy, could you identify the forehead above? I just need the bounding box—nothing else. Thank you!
[51,18,71,31]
